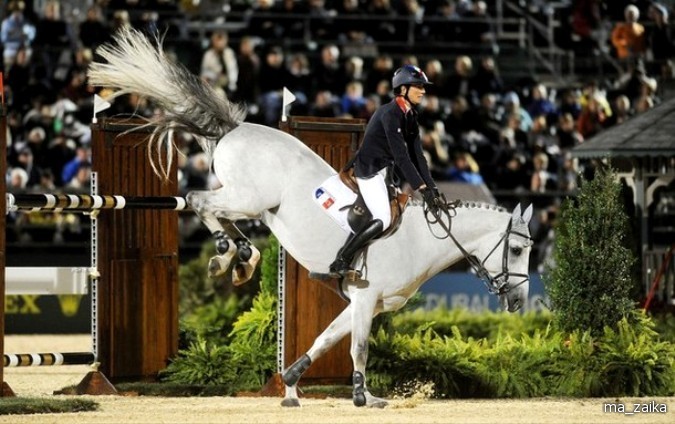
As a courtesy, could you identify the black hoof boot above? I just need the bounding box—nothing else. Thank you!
[352,371,366,407]
[214,231,230,255]
[282,354,312,387]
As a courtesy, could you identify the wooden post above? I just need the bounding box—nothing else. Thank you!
[279,116,366,385]
[0,105,14,396]
[92,119,179,380]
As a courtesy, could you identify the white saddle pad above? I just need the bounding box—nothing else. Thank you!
[313,174,357,234]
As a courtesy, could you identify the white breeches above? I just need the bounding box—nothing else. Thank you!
[356,168,391,229]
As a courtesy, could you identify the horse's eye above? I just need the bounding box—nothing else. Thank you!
[510,247,523,256]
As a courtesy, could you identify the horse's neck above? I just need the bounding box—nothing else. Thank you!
[389,203,510,278]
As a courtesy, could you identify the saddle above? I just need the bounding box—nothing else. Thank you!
[338,167,410,238]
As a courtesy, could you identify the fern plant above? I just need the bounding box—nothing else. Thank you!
[162,235,279,390]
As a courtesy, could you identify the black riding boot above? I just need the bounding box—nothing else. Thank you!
[329,219,384,279]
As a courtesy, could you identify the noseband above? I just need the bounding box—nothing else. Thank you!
[424,199,531,296]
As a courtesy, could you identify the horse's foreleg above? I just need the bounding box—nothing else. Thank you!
[349,286,387,408]
[281,305,353,407]
[186,189,260,284]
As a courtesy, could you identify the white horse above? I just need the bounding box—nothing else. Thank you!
[88,28,533,408]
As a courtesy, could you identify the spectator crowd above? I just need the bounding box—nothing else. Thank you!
[3,0,674,267]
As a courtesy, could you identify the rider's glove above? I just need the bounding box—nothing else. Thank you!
[420,186,442,212]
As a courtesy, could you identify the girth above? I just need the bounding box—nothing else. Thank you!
[338,167,409,238]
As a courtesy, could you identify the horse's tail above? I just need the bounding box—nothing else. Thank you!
[87,26,246,179]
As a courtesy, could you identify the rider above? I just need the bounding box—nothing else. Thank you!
[329,64,443,278]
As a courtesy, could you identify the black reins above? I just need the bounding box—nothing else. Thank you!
[423,196,531,296]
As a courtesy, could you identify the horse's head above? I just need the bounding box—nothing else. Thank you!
[473,203,533,312]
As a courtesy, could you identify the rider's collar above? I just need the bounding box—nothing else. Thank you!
[395,96,412,114]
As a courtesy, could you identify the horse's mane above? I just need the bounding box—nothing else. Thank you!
[407,198,507,214]
[453,199,507,213]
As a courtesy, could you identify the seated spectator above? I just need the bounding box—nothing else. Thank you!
[421,122,452,178]
[461,0,497,49]
[200,31,239,97]
[442,55,473,100]
[335,0,371,43]
[313,44,346,97]
[61,145,89,186]
[470,56,503,101]
[366,0,398,42]
[287,52,312,108]
[530,152,557,192]
[571,0,604,56]
[526,83,557,125]
[500,112,529,153]
[65,161,92,194]
[278,0,309,40]
[647,3,674,75]
[494,152,528,191]
[5,47,32,111]
[234,36,260,105]
[33,0,75,85]
[15,146,42,187]
[340,81,367,117]
[247,0,282,40]
[444,95,472,143]
[557,88,582,120]
[429,0,462,43]
[1,0,36,72]
[577,92,607,139]
[603,95,632,127]
[8,167,30,193]
[309,91,340,117]
[79,5,110,51]
[501,91,533,132]
[307,0,336,40]
[364,54,394,95]
[445,151,484,184]
[611,5,646,68]
[556,113,583,152]
[257,45,290,126]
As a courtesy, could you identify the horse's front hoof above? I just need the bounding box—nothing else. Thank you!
[281,398,301,407]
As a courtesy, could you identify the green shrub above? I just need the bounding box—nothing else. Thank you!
[554,312,675,397]
[368,311,675,398]
[544,165,635,336]
[391,308,553,341]
[162,235,279,390]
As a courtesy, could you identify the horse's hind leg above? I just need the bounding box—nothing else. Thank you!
[186,189,260,285]
[281,304,353,407]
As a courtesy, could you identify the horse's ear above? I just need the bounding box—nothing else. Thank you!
[511,203,522,221]
[522,204,533,224]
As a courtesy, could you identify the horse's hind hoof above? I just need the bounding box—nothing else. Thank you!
[207,256,227,278]
[281,398,301,407]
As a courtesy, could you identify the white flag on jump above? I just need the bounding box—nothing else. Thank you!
[281,87,296,122]
[92,94,112,123]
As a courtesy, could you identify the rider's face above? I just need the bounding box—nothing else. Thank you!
[406,84,426,105]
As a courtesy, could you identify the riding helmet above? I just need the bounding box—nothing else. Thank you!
[392,65,432,89]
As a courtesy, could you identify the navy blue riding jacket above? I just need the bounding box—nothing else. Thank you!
[353,97,435,190]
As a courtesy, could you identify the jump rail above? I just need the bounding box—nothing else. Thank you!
[7,194,189,212]
[4,352,95,367]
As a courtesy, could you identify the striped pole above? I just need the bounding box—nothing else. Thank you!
[3,352,95,367]
[7,194,189,212]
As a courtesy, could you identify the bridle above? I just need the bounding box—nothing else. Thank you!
[423,198,531,296]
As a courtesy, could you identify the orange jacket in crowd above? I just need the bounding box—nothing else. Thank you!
[611,22,646,59]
